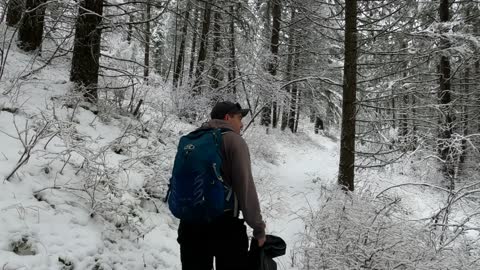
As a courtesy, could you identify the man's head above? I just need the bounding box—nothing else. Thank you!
[211,101,250,134]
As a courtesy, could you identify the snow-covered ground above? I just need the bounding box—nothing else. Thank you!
[0,39,340,268]
[2,25,479,270]
[257,130,339,270]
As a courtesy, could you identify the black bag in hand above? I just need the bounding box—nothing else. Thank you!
[248,235,286,270]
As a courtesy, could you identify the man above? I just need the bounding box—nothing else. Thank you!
[177,101,266,270]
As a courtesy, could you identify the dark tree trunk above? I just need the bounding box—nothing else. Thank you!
[411,88,418,144]
[18,0,46,51]
[325,90,333,130]
[210,11,223,91]
[154,33,165,76]
[310,109,315,123]
[460,67,469,164]
[399,41,409,138]
[476,7,480,134]
[281,104,288,131]
[6,0,24,26]
[438,0,454,185]
[338,0,358,192]
[70,0,103,102]
[459,7,473,165]
[476,57,480,134]
[143,0,151,82]
[287,10,299,134]
[272,100,278,128]
[315,117,324,134]
[127,14,133,43]
[294,89,300,133]
[188,7,199,80]
[173,0,191,88]
[391,86,396,129]
[192,0,212,94]
[261,0,281,127]
[281,13,294,133]
[227,4,237,96]
[288,50,299,133]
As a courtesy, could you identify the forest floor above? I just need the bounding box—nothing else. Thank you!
[1,26,479,269]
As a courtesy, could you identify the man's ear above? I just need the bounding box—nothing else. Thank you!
[223,114,230,121]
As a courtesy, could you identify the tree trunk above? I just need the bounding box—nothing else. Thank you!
[294,89,301,133]
[438,0,454,186]
[325,90,334,131]
[192,0,212,94]
[210,11,223,91]
[476,58,480,134]
[127,13,133,43]
[391,85,396,129]
[261,0,281,127]
[70,0,103,102]
[6,0,24,26]
[281,10,295,132]
[18,0,46,51]
[288,48,299,133]
[315,117,324,134]
[309,109,315,123]
[288,83,298,132]
[460,67,469,164]
[338,0,358,192]
[459,6,474,165]
[188,7,199,80]
[476,7,480,134]
[399,41,409,138]
[227,4,237,96]
[154,33,165,76]
[143,0,151,82]
[173,0,191,88]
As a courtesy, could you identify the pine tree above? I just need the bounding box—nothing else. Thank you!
[70,0,104,102]
[6,0,24,27]
[338,0,358,192]
[17,0,46,51]
[261,0,281,127]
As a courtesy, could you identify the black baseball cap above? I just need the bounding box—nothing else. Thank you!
[211,101,250,119]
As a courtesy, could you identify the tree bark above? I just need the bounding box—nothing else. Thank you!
[127,14,133,43]
[315,117,324,134]
[70,0,103,102]
[438,0,454,185]
[281,8,295,131]
[476,57,480,134]
[460,66,469,164]
[188,6,199,80]
[143,0,151,82]
[227,4,237,96]
[288,46,299,133]
[294,88,300,133]
[209,11,223,91]
[192,0,212,95]
[173,0,191,88]
[338,0,358,192]
[18,0,46,51]
[399,41,409,138]
[6,0,24,26]
[261,0,281,127]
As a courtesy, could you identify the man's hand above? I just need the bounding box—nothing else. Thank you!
[257,235,266,247]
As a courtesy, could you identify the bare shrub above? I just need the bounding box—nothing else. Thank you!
[297,186,480,270]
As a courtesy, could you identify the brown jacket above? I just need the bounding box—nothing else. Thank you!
[200,119,266,239]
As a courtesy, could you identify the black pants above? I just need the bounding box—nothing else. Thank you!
[177,215,249,270]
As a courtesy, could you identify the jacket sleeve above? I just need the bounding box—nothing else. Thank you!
[223,133,266,239]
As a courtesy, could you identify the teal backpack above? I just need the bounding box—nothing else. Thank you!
[167,128,236,223]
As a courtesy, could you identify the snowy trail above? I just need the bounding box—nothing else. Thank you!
[263,133,338,270]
